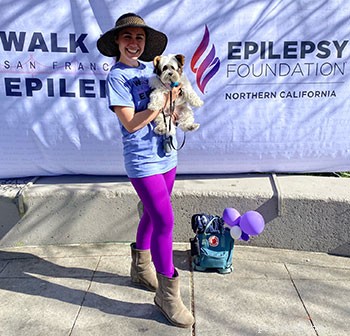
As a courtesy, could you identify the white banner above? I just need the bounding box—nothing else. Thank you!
[0,0,349,178]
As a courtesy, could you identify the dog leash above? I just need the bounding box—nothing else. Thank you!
[162,90,186,152]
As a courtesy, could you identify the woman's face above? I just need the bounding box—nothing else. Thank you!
[116,27,146,66]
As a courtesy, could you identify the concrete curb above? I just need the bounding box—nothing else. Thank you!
[1,174,349,256]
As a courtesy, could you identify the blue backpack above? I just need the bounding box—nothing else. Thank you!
[190,214,235,274]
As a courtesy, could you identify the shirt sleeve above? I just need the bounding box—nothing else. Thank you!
[106,70,134,112]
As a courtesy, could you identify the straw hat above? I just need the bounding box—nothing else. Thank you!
[97,13,168,61]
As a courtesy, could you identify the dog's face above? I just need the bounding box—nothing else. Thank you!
[153,54,185,86]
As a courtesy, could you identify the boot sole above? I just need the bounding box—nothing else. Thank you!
[154,298,194,328]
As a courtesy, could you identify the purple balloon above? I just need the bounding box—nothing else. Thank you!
[240,232,250,241]
[222,208,241,227]
[240,211,265,236]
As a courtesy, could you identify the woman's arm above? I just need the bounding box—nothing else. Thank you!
[112,106,161,133]
[113,87,181,133]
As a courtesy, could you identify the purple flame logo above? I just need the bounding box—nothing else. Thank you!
[191,25,220,94]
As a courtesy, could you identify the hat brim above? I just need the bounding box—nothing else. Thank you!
[97,24,167,62]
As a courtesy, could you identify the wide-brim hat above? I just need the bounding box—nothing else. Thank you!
[97,13,168,62]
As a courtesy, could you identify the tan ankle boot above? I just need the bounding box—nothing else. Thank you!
[154,269,195,328]
[130,243,158,292]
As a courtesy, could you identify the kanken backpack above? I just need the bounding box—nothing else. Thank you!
[190,213,234,274]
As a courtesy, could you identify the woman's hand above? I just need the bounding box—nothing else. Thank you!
[163,85,182,110]
[167,86,182,125]
[171,110,179,125]
[171,85,182,101]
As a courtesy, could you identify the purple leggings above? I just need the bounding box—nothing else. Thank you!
[129,167,176,278]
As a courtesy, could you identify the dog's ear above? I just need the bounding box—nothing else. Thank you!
[175,54,185,67]
[153,56,162,75]
[153,56,161,68]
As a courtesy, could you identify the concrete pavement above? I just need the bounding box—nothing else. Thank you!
[0,242,349,336]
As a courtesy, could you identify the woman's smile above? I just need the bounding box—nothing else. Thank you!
[116,27,146,66]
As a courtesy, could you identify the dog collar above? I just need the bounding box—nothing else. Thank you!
[170,82,179,88]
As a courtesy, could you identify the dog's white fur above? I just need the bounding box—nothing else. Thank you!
[148,54,203,136]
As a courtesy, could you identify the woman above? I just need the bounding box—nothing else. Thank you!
[97,13,194,328]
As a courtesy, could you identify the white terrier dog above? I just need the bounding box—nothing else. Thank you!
[148,54,203,136]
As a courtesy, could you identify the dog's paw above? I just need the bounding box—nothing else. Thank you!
[192,98,204,107]
[183,123,200,132]
[186,93,204,107]
[154,125,167,135]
